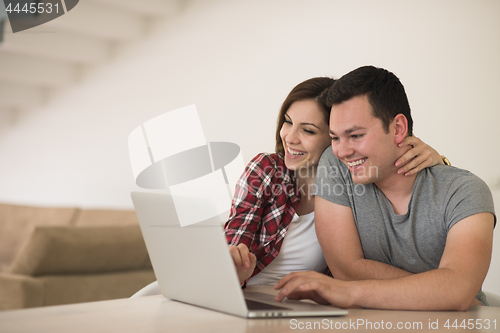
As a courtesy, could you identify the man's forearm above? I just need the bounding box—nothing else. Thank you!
[334,258,413,280]
[274,268,480,311]
[350,268,478,311]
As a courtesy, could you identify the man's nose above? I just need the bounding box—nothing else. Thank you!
[336,140,354,159]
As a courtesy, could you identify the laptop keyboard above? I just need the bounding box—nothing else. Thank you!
[245,299,288,310]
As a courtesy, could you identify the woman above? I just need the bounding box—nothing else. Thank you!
[225,77,445,286]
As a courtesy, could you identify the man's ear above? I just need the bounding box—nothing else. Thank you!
[392,114,409,145]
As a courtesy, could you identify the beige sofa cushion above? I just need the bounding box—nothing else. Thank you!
[73,209,139,227]
[0,204,78,272]
[9,225,151,276]
[0,273,43,310]
[39,270,156,306]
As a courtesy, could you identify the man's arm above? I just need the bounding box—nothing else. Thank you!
[277,212,495,310]
[315,196,412,280]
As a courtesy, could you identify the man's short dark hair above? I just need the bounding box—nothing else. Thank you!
[324,66,413,136]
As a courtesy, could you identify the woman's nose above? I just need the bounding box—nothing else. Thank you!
[285,127,300,144]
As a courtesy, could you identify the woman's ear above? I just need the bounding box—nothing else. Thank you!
[392,114,409,145]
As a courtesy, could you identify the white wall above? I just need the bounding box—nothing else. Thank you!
[0,0,499,295]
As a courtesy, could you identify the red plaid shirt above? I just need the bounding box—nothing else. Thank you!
[224,153,301,278]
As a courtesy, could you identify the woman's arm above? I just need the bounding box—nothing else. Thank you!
[395,136,448,176]
[224,153,275,282]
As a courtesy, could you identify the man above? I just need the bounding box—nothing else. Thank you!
[274,66,496,310]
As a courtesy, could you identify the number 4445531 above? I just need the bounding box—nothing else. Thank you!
[5,2,60,14]
[444,319,496,330]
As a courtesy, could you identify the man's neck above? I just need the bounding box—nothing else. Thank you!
[375,172,418,215]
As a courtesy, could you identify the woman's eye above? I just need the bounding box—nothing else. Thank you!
[304,129,315,134]
[284,119,292,125]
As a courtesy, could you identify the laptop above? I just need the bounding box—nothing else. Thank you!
[131,191,348,318]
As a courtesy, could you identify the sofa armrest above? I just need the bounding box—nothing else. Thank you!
[0,273,43,310]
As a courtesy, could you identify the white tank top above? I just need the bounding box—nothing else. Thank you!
[247,212,327,285]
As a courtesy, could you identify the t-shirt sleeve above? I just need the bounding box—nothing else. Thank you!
[444,172,496,231]
[312,148,353,208]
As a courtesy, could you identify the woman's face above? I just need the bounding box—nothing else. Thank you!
[280,100,331,173]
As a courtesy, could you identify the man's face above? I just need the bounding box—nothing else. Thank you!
[329,94,399,185]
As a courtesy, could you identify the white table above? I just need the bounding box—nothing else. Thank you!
[1,285,499,333]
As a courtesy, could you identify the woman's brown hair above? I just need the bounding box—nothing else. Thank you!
[275,77,336,155]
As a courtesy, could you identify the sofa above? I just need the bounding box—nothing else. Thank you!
[0,202,156,311]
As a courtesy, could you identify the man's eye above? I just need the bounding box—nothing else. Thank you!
[351,134,364,139]
[331,137,339,142]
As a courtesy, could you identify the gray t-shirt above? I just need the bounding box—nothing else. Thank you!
[314,148,496,305]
